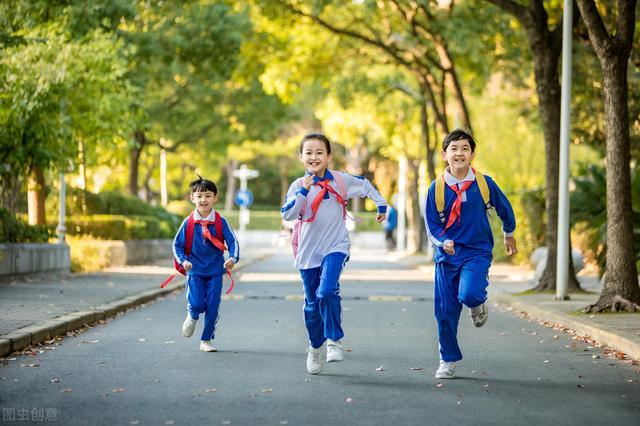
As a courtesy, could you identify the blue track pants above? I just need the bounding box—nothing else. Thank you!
[299,252,348,349]
[186,274,223,341]
[434,256,491,362]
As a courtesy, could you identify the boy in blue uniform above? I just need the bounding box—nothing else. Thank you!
[425,129,517,379]
[173,176,239,352]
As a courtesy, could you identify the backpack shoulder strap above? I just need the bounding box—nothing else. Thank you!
[434,175,446,224]
[330,170,348,200]
[474,170,492,209]
[184,212,195,255]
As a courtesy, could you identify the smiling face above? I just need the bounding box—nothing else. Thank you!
[300,138,331,177]
[441,138,475,178]
[190,190,218,217]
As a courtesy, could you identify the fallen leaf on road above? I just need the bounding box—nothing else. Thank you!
[60,388,72,393]
[261,388,273,393]
[346,349,352,352]
[112,388,125,393]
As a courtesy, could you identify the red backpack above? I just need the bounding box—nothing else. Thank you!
[173,211,225,275]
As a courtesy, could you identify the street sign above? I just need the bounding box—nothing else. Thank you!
[235,189,254,208]
[232,165,260,180]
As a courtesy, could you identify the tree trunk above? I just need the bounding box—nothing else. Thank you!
[27,166,46,225]
[224,160,238,212]
[596,55,640,306]
[503,2,582,292]
[420,91,437,182]
[129,129,146,198]
[78,140,87,213]
[406,158,425,253]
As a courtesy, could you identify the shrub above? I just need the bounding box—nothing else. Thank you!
[0,208,51,243]
[62,215,173,240]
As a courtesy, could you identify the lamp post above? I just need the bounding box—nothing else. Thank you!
[556,0,573,301]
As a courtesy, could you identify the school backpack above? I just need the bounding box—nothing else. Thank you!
[173,211,225,274]
[291,171,348,258]
[434,169,491,225]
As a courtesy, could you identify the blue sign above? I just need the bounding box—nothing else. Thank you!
[234,189,254,208]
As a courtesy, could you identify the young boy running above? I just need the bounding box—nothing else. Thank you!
[173,176,239,352]
[425,129,517,379]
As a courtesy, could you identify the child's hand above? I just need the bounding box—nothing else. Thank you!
[376,213,386,223]
[302,176,314,190]
[443,240,455,256]
[505,236,518,256]
[182,260,193,272]
[224,258,236,270]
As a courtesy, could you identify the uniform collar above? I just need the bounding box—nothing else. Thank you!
[443,167,475,186]
[305,169,334,184]
[194,208,216,221]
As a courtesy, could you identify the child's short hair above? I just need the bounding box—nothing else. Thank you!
[189,175,217,194]
[299,133,332,154]
[442,129,476,152]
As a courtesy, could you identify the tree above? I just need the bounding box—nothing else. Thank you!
[576,0,640,312]
[262,0,476,180]
[484,0,582,291]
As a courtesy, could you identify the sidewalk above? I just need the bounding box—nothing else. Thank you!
[396,251,640,361]
[0,246,274,357]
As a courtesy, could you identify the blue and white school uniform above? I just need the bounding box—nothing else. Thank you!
[425,168,515,362]
[281,170,388,349]
[172,209,239,341]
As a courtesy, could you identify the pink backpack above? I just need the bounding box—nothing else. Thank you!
[291,170,348,257]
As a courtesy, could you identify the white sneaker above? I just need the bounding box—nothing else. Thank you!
[306,344,324,374]
[182,314,197,337]
[199,340,217,352]
[470,303,488,327]
[326,340,344,362]
[435,361,456,379]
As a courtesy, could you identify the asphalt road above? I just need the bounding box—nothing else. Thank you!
[1,251,638,425]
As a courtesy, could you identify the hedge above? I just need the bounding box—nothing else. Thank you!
[61,215,173,240]
[0,208,51,243]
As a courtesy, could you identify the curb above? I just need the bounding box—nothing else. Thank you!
[493,293,640,361]
[0,252,271,357]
